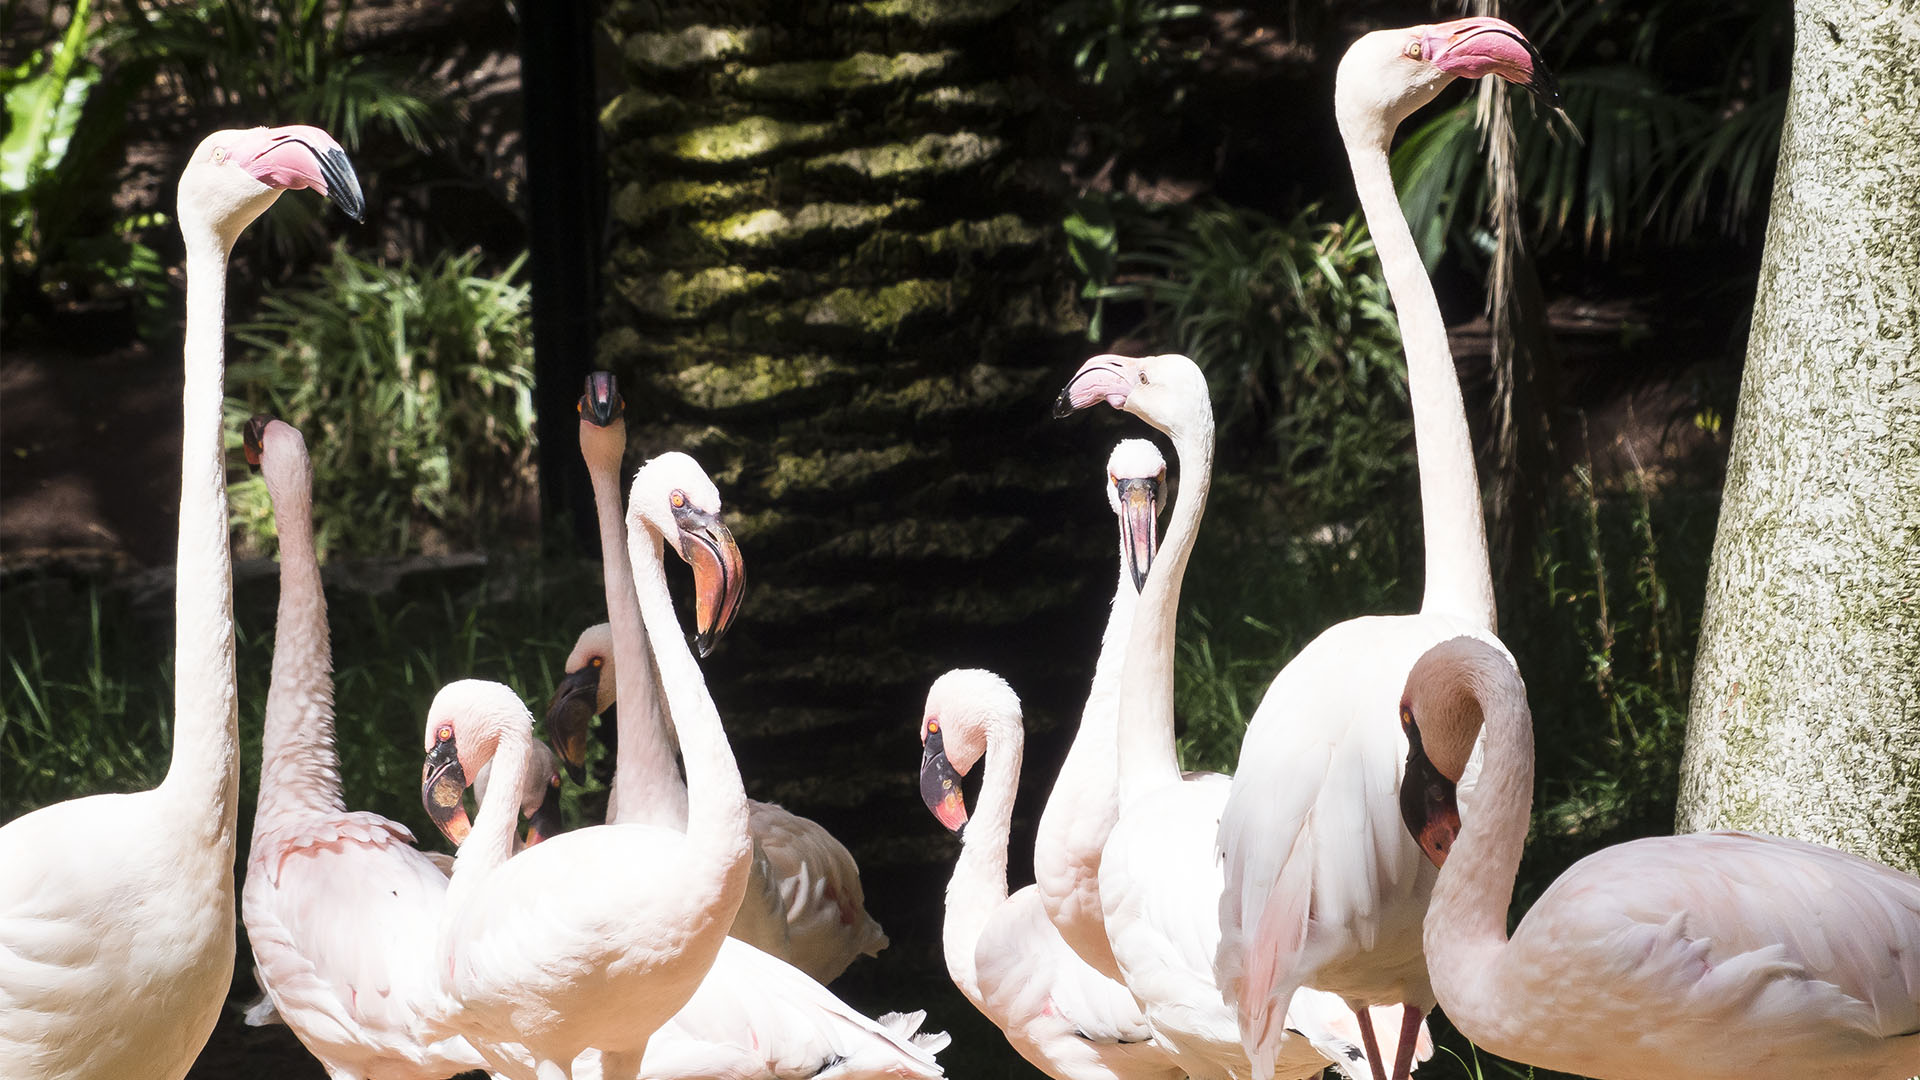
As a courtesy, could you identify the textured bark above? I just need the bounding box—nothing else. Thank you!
[1677,0,1920,873]
[597,2,1100,823]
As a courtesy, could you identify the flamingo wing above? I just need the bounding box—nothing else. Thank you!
[750,799,888,982]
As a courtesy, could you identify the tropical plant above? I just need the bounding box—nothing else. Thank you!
[225,245,537,559]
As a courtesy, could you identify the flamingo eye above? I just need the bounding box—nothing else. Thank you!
[1138,370,1150,385]
[670,490,688,509]
[436,724,453,743]
[590,656,603,668]
[1405,40,1423,60]
[927,720,940,733]
[212,147,227,163]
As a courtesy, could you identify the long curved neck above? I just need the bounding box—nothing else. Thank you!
[447,719,533,912]
[1346,130,1495,631]
[254,451,344,827]
[943,717,1023,1007]
[1424,665,1533,1002]
[1035,545,1135,870]
[157,225,241,849]
[626,520,752,896]
[590,453,685,828]
[1117,421,1212,801]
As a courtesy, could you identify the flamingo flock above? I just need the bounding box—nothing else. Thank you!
[2,16,1918,1080]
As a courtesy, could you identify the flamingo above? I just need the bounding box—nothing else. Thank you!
[1053,354,1424,1080]
[918,667,1183,1080]
[1213,21,1556,1080]
[238,414,496,1080]
[544,371,887,982]
[1399,635,1920,1080]
[1032,439,1164,981]
[0,126,361,1080]
[471,738,566,849]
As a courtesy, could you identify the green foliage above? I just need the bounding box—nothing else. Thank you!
[226,245,537,560]
[1074,197,1413,521]
[1391,0,1791,260]
[1048,0,1204,94]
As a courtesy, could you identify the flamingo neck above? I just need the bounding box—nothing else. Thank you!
[448,717,534,911]
[590,456,685,829]
[158,229,240,849]
[942,714,1023,1008]
[1346,134,1495,631]
[1423,659,1533,1010]
[254,447,344,828]
[626,517,753,907]
[1117,420,1212,802]
[1033,543,1135,917]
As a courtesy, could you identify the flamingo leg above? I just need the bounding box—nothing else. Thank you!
[1354,1005,1389,1080]
[1390,1005,1424,1080]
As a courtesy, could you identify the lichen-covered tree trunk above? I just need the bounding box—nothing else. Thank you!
[1677,0,1920,873]
[597,0,1101,859]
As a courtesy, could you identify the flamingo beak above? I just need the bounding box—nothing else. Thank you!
[578,371,625,428]
[524,774,564,847]
[919,727,970,836]
[676,509,746,657]
[1425,17,1561,107]
[241,414,274,469]
[1398,707,1460,868]
[1114,475,1161,592]
[237,124,366,222]
[1053,355,1138,417]
[421,737,472,846]
[542,666,599,784]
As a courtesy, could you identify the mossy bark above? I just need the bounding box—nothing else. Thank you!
[1677,0,1920,873]
[598,1,1101,857]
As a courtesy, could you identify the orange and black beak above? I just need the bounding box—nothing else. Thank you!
[241,414,274,469]
[578,371,624,428]
[676,507,746,657]
[1398,705,1460,868]
[919,725,969,836]
[524,771,564,847]
[1115,475,1160,592]
[422,734,472,846]
[542,665,599,783]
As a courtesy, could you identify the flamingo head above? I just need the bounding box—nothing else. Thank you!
[1336,18,1560,145]
[179,125,364,242]
[421,679,535,846]
[1105,438,1166,593]
[578,371,627,474]
[629,452,746,658]
[917,669,1022,837]
[1053,353,1213,444]
[543,623,615,782]
[522,741,566,847]
[242,415,312,510]
[1397,635,1510,868]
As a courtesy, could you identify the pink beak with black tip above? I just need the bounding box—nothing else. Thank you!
[230,124,366,222]
[919,723,970,836]
[1397,704,1461,867]
[1114,474,1160,592]
[421,734,472,846]
[1424,16,1561,107]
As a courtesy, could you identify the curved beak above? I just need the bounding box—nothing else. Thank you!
[1398,708,1460,868]
[241,414,274,469]
[1114,475,1160,592]
[578,371,625,427]
[240,124,366,222]
[421,737,472,846]
[676,509,746,657]
[919,728,970,836]
[1426,17,1561,107]
[1053,354,1137,418]
[542,666,599,784]
[524,774,564,847]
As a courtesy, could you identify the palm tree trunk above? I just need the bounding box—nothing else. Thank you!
[1677,0,1920,874]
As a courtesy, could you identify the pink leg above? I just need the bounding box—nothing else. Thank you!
[1390,1005,1424,1080]
[1354,1005,1389,1080]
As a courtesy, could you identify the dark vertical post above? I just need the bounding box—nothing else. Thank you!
[519,0,601,554]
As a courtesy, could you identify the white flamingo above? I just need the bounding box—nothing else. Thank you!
[1053,354,1423,1080]
[1032,439,1164,981]
[0,126,361,1080]
[918,667,1183,1080]
[1213,20,1555,1080]
[238,416,493,1080]
[544,372,886,982]
[1399,635,1920,1080]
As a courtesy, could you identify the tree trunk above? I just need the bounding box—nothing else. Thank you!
[1676,0,1920,873]
[596,0,1099,865]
